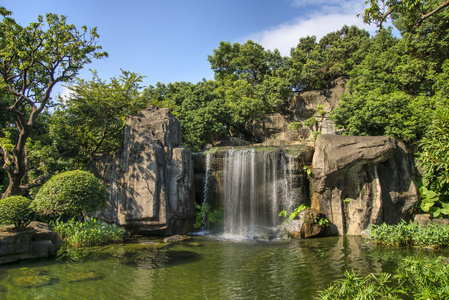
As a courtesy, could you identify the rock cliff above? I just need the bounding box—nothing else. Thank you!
[311,135,418,235]
[90,106,195,235]
[246,77,348,144]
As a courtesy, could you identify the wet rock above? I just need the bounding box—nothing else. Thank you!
[284,209,327,239]
[138,240,158,246]
[11,269,55,288]
[66,271,103,283]
[163,235,191,243]
[361,229,372,239]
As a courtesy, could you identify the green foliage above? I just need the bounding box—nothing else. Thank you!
[317,218,329,227]
[51,218,125,247]
[0,196,32,229]
[289,26,371,92]
[303,165,312,176]
[317,256,449,300]
[50,70,148,167]
[360,0,449,28]
[287,122,303,131]
[369,220,449,248]
[0,10,107,198]
[32,170,107,221]
[279,204,310,223]
[316,270,404,299]
[194,202,223,229]
[417,104,449,217]
[395,256,449,299]
[303,117,317,128]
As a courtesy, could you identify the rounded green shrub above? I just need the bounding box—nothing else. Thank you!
[32,170,107,221]
[0,196,32,229]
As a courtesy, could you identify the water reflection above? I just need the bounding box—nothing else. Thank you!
[0,236,448,299]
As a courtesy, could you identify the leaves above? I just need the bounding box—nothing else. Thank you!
[0,10,106,197]
[51,69,147,167]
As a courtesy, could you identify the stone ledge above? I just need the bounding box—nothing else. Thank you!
[0,221,62,264]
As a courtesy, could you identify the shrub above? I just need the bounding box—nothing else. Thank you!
[51,218,125,247]
[0,196,32,229]
[32,170,107,221]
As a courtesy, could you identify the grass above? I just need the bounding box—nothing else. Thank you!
[51,218,126,247]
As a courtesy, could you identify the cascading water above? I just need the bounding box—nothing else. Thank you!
[203,147,302,240]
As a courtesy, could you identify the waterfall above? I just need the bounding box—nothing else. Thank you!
[200,153,213,230]
[211,147,298,240]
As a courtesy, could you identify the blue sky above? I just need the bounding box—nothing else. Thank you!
[2,0,378,97]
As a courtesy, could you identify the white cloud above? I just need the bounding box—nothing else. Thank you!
[58,85,74,103]
[244,1,378,56]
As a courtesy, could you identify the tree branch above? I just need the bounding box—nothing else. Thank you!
[416,0,449,27]
[378,6,394,29]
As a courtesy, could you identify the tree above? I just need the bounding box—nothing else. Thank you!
[361,0,449,28]
[144,80,230,151]
[0,10,107,198]
[50,70,148,167]
[207,40,288,85]
[288,26,371,92]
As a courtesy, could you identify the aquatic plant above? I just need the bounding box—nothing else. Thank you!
[0,196,32,229]
[51,218,125,247]
[316,256,449,300]
[316,270,404,299]
[369,220,449,248]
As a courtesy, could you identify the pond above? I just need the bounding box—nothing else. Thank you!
[0,236,446,299]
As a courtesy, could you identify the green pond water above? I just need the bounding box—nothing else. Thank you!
[0,236,446,300]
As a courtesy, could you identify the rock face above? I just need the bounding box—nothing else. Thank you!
[284,209,327,239]
[246,77,348,144]
[90,106,195,235]
[311,134,418,236]
[0,222,62,264]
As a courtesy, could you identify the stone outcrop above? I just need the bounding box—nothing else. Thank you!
[311,134,418,236]
[246,77,348,144]
[0,222,62,264]
[90,106,195,235]
[414,214,449,227]
[283,208,327,239]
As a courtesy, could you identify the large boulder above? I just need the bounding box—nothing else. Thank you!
[284,208,327,239]
[311,134,418,236]
[0,222,62,264]
[90,106,195,235]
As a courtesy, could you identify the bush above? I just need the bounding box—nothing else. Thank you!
[0,196,32,229]
[32,170,107,221]
[51,218,125,247]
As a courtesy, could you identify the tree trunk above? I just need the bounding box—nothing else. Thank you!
[1,126,29,199]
